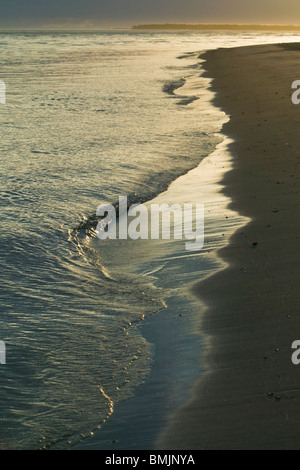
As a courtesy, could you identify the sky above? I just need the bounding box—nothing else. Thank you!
[1,0,300,29]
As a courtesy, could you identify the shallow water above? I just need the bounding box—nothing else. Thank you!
[0,30,299,449]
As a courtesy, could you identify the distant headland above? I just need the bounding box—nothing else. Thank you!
[132,24,300,31]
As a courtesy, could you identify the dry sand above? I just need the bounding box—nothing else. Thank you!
[158,44,300,450]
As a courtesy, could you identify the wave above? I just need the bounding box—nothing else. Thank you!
[162,77,186,95]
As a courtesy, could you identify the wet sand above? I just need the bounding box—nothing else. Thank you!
[159,44,300,450]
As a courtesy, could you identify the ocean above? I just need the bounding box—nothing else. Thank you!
[0,30,298,449]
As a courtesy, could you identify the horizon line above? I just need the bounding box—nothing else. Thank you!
[1,23,300,32]
[132,23,300,30]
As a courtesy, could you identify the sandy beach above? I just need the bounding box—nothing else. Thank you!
[159,43,300,450]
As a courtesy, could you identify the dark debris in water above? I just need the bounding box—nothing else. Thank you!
[75,192,157,236]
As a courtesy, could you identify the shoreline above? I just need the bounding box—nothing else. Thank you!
[74,135,245,450]
[74,101,247,450]
[158,43,300,450]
